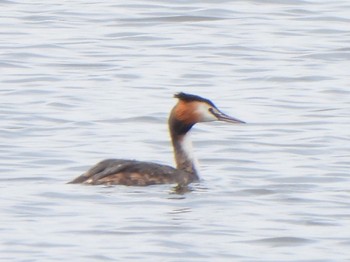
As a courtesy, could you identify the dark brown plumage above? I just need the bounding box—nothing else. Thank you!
[69,159,197,186]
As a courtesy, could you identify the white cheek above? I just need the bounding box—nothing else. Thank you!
[196,104,217,122]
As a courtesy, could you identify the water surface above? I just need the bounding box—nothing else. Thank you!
[1,1,350,261]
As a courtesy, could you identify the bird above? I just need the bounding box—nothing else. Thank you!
[68,92,245,186]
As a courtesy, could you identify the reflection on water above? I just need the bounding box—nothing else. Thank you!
[1,0,350,261]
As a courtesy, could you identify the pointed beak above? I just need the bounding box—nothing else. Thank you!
[210,108,246,124]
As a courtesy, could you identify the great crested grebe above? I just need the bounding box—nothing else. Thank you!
[68,92,245,186]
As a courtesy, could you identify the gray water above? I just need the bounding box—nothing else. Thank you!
[1,1,350,261]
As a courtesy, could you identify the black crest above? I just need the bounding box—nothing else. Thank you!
[174,92,215,107]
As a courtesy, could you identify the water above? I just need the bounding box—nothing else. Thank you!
[1,1,350,261]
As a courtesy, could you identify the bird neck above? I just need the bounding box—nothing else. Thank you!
[168,116,199,177]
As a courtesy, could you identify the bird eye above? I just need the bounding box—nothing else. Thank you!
[208,107,219,118]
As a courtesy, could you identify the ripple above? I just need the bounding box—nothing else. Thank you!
[120,15,225,23]
[251,237,314,247]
